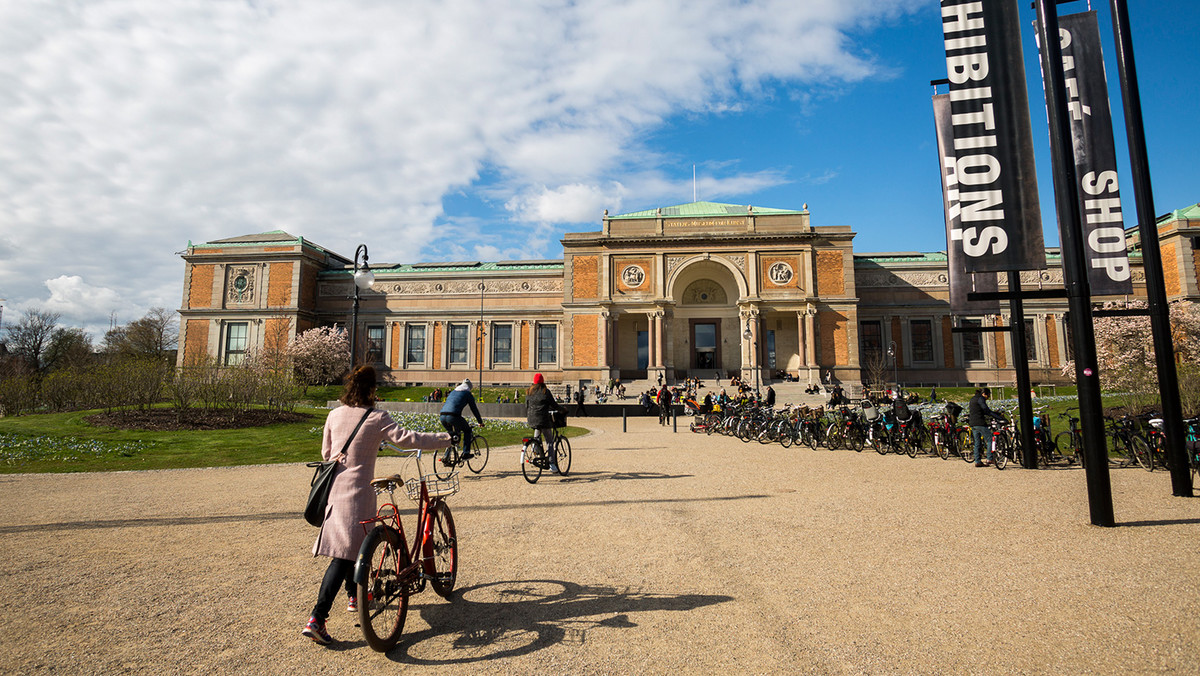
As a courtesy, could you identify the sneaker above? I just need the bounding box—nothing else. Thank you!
[974,462,985,467]
[347,596,357,612]
[302,617,333,645]
[461,452,474,459]
[550,464,560,474]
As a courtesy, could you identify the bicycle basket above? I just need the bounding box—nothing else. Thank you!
[405,473,459,501]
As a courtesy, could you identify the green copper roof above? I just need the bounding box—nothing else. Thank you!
[609,201,806,219]
[322,260,563,277]
[1157,202,1200,223]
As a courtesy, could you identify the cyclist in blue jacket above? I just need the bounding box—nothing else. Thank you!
[439,379,484,465]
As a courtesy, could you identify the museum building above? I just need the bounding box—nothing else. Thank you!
[176,201,1200,388]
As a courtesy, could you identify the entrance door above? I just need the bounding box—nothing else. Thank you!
[693,323,717,369]
[636,330,649,369]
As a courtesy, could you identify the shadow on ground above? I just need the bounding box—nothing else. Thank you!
[383,579,732,664]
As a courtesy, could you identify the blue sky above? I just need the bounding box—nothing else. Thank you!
[0,0,1196,338]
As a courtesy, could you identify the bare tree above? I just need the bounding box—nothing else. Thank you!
[2,308,61,372]
[45,327,95,372]
[104,307,178,358]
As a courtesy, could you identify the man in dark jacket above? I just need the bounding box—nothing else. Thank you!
[439,379,484,465]
[573,388,588,416]
[765,385,776,408]
[968,387,1003,466]
[657,385,672,425]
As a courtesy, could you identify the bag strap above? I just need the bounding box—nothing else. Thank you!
[338,408,374,457]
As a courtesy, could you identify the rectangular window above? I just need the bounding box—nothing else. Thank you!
[224,322,248,366]
[536,323,557,364]
[405,325,425,364]
[365,325,385,363]
[859,320,883,360]
[910,319,934,363]
[961,319,984,363]
[1023,318,1038,362]
[766,330,776,370]
[449,324,469,364]
[492,324,512,364]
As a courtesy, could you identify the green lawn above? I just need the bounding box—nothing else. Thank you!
[0,407,580,474]
[301,384,531,405]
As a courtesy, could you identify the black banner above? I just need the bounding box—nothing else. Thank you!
[934,94,1001,315]
[941,0,1046,273]
[1056,11,1133,296]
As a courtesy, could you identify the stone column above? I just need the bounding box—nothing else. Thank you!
[654,311,665,369]
[804,305,817,382]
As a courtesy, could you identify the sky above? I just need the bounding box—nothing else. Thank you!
[1,0,1197,340]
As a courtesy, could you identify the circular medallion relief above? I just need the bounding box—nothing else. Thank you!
[621,265,646,288]
[768,262,794,285]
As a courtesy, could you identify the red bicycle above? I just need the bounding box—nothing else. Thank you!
[353,442,459,652]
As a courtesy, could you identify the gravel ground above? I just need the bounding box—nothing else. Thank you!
[1,417,1198,674]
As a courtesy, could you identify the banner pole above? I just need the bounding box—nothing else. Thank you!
[1007,271,1039,469]
[1033,0,1114,525]
[1107,0,1192,497]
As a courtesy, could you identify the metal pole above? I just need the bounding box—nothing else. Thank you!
[1108,0,1192,497]
[478,281,485,398]
[622,407,627,433]
[1034,0,1114,525]
[1007,271,1038,470]
[350,287,359,369]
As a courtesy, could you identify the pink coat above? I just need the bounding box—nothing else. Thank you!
[311,405,451,560]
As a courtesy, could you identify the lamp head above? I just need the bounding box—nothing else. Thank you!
[354,266,375,290]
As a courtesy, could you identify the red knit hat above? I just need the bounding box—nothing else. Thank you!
[533,373,545,384]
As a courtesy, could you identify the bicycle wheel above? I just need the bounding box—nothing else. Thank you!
[994,436,1008,470]
[434,444,458,481]
[934,430,950,460]
[778,421,795,448]
[554,435,572,475]
[357,527,410,652]
[958,429,975,463]
[905,430,918,458]
[825,423,843,451]
[467,436,489,474]
[1109,434,1131,467]
[521,441,542,484]
[870,426,885,454]
[1131,435,1153,471]
[1054,431,1077,465]
[804,424,818,450]
[427,501,458,597]
[848,426,865,452]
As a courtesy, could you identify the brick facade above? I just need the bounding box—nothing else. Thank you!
[189,265,214,308]
[572,314,599,367]
[267,262,293,307]
[573,255,599,299]
[184,320,209,365]
[942,316,955,369]
[816,250,844,295]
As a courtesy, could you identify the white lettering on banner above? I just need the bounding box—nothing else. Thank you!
[1080,171,1130,282]
[1058,27,1092,121]
[942,0,1007,257]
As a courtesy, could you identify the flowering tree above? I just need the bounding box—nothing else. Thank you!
[287,327,350,394]
[1089,300,1200,415]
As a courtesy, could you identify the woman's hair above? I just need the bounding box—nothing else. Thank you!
[340,365,378,407]
[527,382,549,397]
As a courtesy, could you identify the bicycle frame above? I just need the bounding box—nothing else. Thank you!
[353,448,448,592]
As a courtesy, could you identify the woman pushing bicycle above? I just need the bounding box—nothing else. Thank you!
[303,366,450,646]
[526,373,565,472]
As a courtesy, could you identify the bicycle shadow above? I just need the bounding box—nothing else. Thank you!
[383,579,732,664]
[464,470,694,484]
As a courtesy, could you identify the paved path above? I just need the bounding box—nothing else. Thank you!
[1,417,1198,674]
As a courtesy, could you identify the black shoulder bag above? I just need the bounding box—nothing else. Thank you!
[305,408,373,527]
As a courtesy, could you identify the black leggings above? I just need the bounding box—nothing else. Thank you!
[312,557,356,621]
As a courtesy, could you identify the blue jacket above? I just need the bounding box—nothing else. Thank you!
[440,389,483,424]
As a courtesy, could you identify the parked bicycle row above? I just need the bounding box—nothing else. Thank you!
[688,396,1200,476]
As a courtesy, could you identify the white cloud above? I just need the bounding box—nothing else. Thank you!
[0,0,928,326]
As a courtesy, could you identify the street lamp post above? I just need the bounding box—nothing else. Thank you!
[887,340,898,396]
[349,244,374,369]
[477,281,485,396]
[743,321,759,395]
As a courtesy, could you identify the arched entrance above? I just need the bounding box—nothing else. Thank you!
[668,259,744,378]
